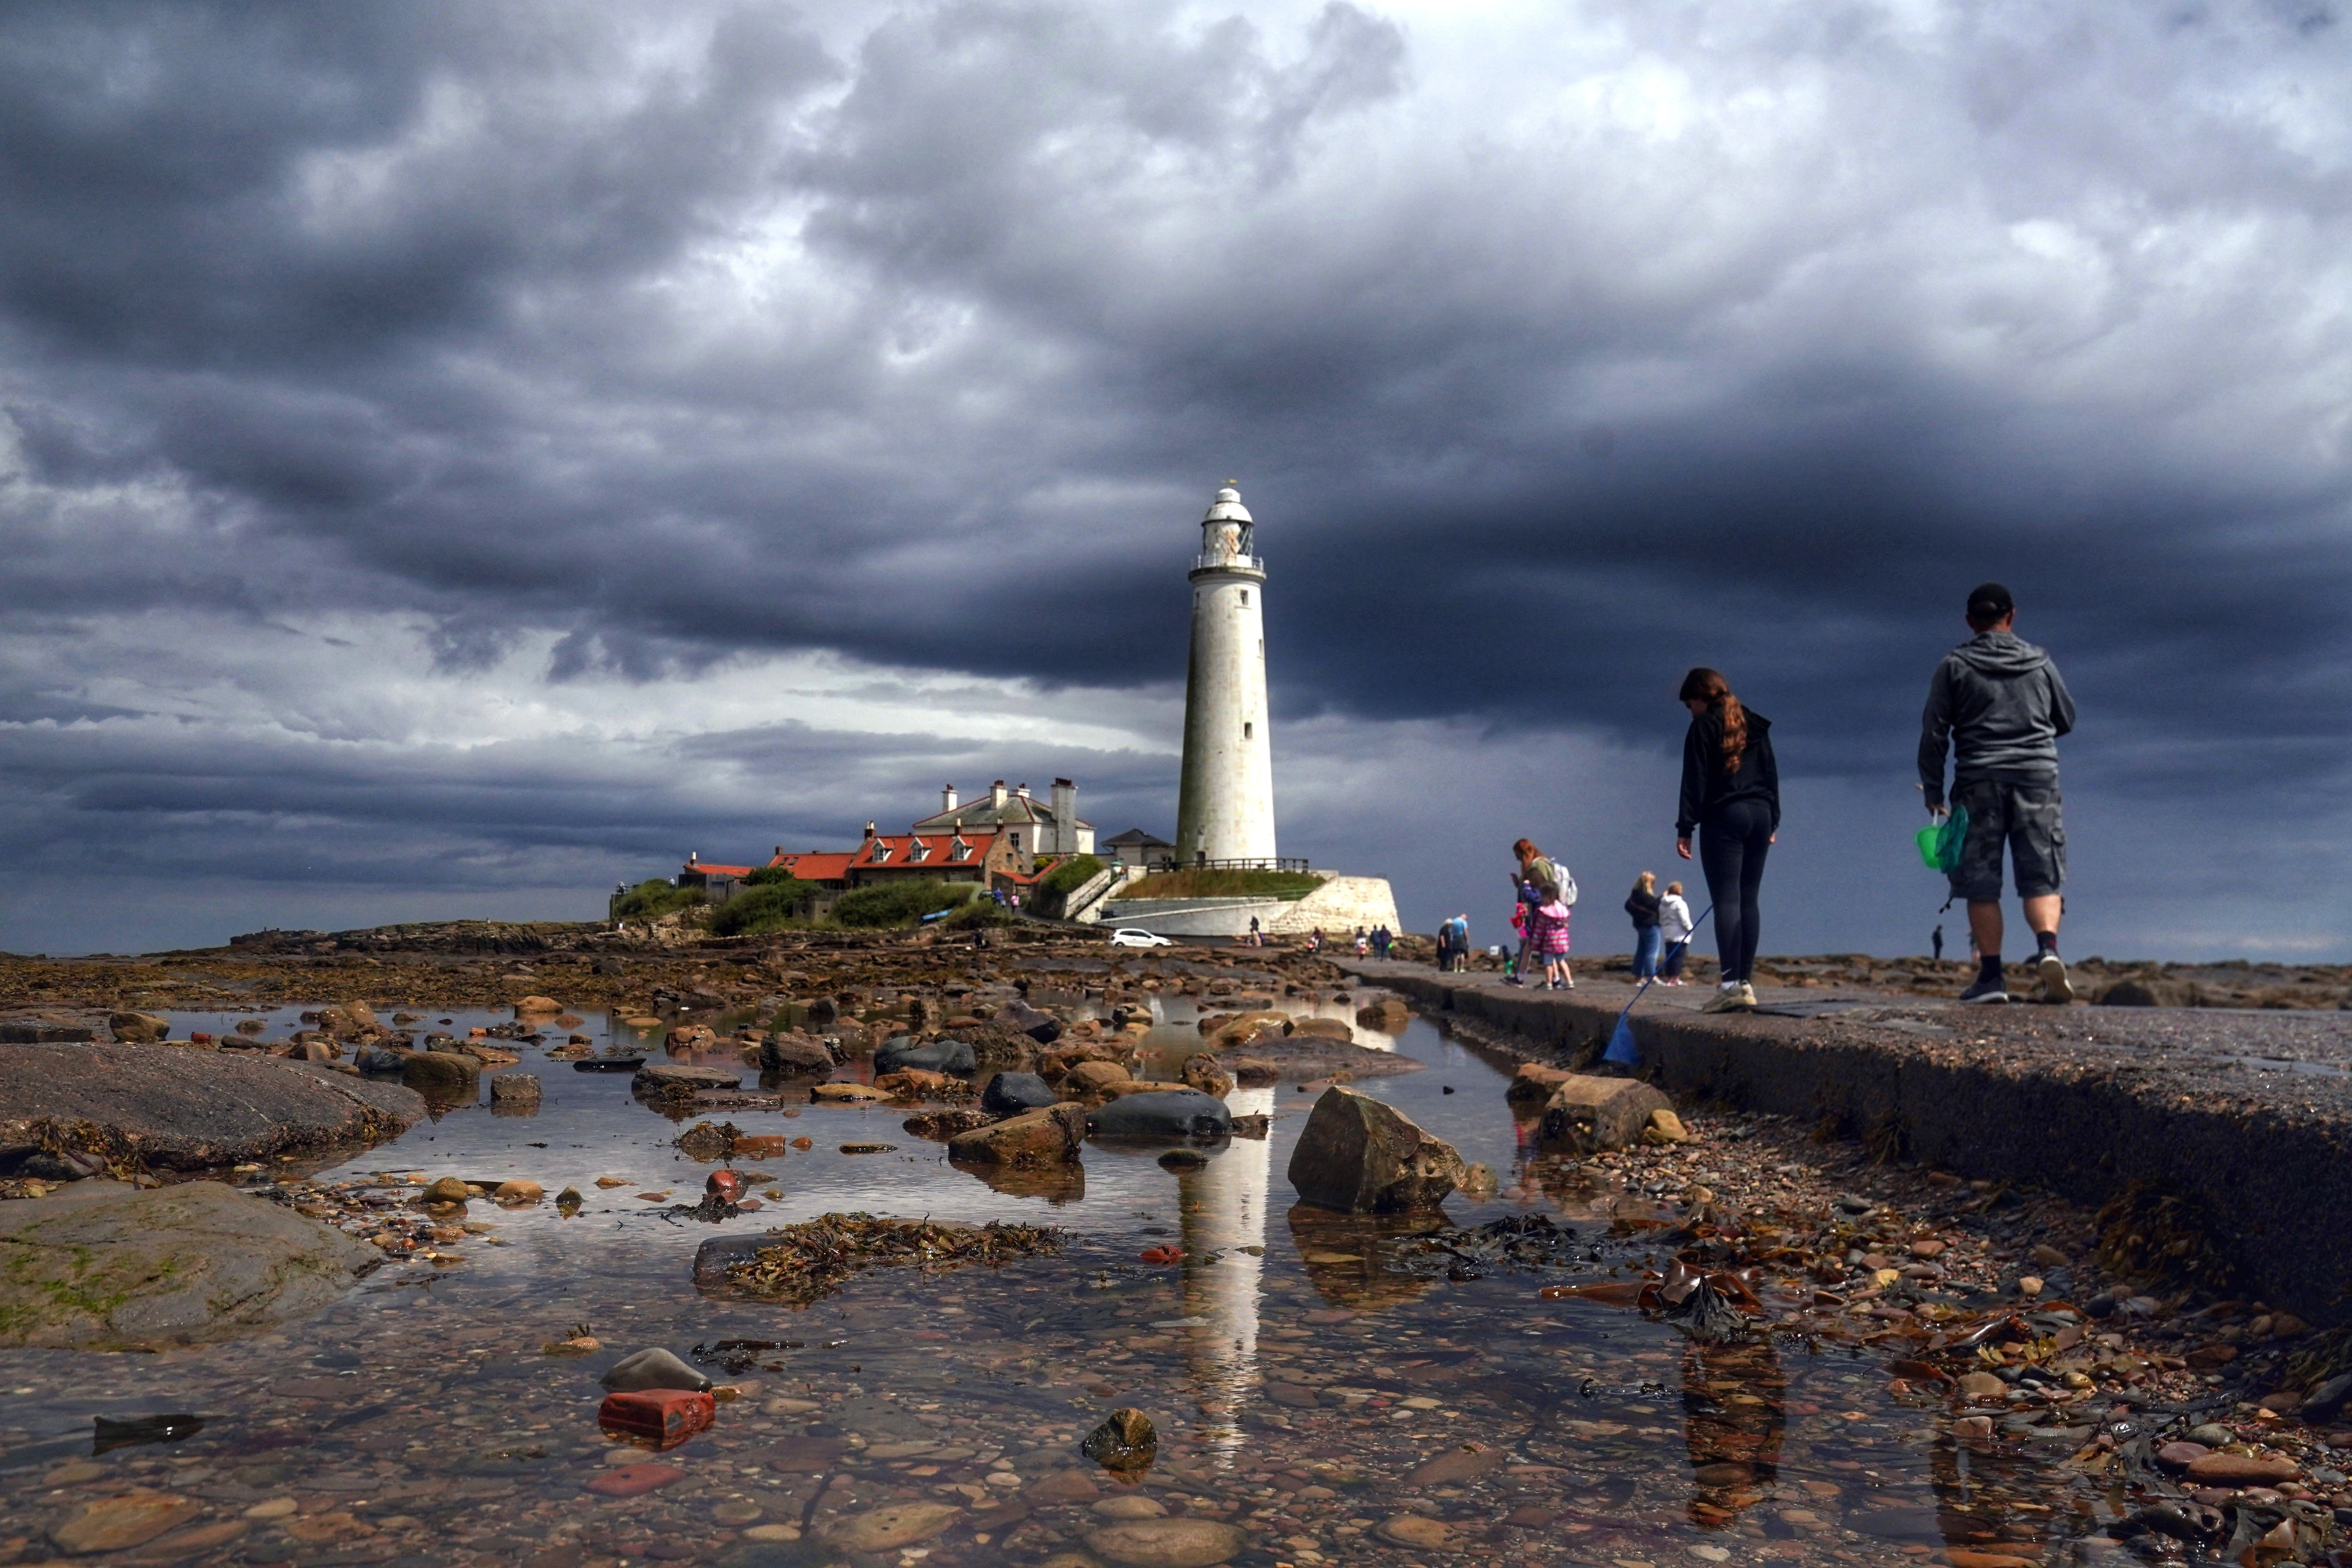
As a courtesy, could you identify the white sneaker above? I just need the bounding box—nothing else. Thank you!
[1700,985,1757,1014]
[2038,952,2073,1004]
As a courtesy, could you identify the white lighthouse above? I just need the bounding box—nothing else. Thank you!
[1176,485,1278,866]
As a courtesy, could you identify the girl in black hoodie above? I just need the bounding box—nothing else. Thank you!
[1674,668,1779,1013]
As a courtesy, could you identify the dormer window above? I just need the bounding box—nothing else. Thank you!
[907,840,929,862]
[949,837,971,862]
[869,840,890,862]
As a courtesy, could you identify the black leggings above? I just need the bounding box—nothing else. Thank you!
[1700,799,1772,984]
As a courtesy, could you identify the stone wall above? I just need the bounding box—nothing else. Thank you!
[1265,875,1401,937]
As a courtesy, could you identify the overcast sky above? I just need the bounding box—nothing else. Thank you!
[3,0,2348,960]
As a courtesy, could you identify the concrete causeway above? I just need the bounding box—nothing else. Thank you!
[1339,958,2352,1325]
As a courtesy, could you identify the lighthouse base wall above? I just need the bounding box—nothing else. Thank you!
[1096,874,1400,938]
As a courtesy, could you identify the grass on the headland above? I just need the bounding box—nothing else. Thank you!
[1122,868,1322,900]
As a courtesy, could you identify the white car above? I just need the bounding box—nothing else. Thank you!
[1108,928,1174,949]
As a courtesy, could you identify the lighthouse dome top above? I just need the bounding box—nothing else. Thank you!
[1203,486,1253,525]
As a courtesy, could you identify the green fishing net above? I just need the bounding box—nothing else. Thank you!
[1915,805,1969,873]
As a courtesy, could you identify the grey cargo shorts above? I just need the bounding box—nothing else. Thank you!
[1950,778,2065,903]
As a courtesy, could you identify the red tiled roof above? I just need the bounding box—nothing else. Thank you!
[848,830,998,868]
[765,851,858,882]
[682,863,754,878]
[765,832,1000,877]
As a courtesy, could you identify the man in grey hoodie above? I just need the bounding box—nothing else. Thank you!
[1920,583,2077,1005]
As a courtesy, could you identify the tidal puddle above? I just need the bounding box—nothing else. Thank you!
[0,991,2121,1566]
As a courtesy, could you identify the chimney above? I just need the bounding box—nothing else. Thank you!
[942,784,958,812]
[688,851,699,865]
[1016,782,1031,800]
[1052,778,1076,855]
[773,845,782,858]
[863,822,877,841]
[991,780,1007,811]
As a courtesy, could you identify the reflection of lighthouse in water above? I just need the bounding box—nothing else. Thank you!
[1171,1085,1276,1459]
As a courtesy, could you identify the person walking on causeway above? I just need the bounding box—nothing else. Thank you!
[1675,668,1778,1013]
[1627,871,1664,980]
[1920,582,2078,1005]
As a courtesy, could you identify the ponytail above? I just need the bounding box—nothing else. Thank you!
[1679,667,1748,776]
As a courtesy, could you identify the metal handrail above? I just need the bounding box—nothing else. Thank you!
[1191,552,1265,573]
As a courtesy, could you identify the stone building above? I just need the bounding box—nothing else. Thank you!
[909,779,1093,857]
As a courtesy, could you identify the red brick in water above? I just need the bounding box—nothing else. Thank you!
[597,1389,714,1448]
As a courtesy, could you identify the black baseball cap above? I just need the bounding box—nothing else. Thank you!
[1966,582,2014,622]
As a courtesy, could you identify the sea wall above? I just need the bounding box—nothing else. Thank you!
[1349,963,2352,1327]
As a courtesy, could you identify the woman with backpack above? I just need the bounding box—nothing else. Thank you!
[1626,871,1663,980]
[1510,838,1576,989]
[1675,668,1778,1013]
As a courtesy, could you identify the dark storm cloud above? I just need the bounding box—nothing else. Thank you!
[2,0,2349,953]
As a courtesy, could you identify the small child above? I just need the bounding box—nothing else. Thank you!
[1657,881,1695,985]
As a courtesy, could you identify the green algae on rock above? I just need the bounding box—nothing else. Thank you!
[0,1179,380,1348]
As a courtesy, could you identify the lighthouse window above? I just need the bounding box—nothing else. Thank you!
[1243,722,1254,739]
[1239,590,1249,605]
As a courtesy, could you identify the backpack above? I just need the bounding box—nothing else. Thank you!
[1534,857,1577,907]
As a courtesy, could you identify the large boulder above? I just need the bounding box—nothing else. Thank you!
[1180,1053,1234,1097]
[1287,1086,1464,1213]
[981,1072,1056,1116]
[0,1044,425,1172]
[0,1180,381,1348]
[1355,997,1411,1030]
[328,1000,381,1038]
[1286,1016,1354,1042]
[1536,1076,1674,1155]
[947,1104,1087,1166]
[352,1046,408,1075]
[402,1051,480,1096]
[489,1074,543,1113]
[1209,1012,1289,1050]
[1038,1042,1129,1085]
[1063,1060,1132,1097]
[875,1068,964,1101]
[633,1063,741,1093]
[759,1031,836,1074]
[1089,1090,1232,1142]
[956,1020,1040,1070]
[998,999,1063,1044]
[875,1036,977,1074]
[1504,1062,1578,1105]
[108,1011,170,1045]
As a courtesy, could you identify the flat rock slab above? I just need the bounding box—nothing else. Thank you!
[0,1179,382,1348]
[49,1489,203,1553]
[1209,1035,1421,1080]
[1085,1517,1247,1567]
[0,1042,425,1171]
[633,1062,741,1091]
